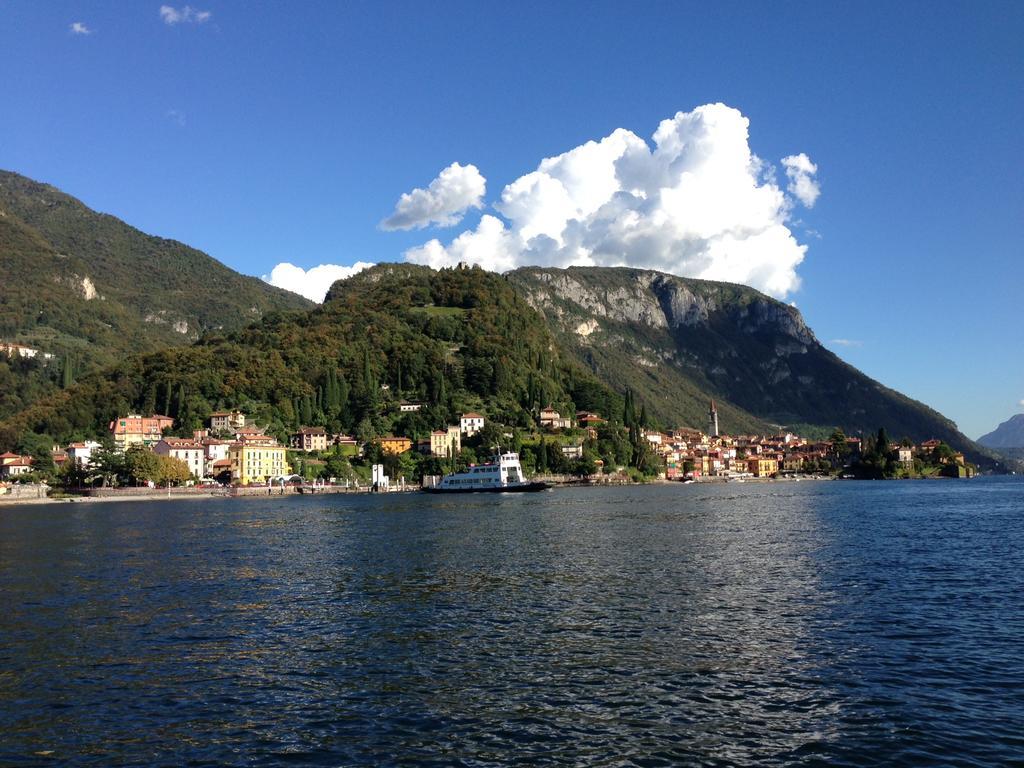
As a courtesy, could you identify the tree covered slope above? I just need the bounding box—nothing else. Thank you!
[0,170,312,418]
[0,264,620,448]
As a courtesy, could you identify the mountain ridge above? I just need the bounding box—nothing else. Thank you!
[0,172,1004,470]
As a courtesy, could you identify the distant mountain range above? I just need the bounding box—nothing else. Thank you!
[978,414,1024,449]
[0,171,1008,471]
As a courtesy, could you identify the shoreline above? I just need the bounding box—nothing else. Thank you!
[0,473,828,507]
[1,472,983,508]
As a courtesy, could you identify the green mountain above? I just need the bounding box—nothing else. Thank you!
[0,170,312,418]
[507,266,1001,467]
[0,250,1004,471]
[0,264,619,451]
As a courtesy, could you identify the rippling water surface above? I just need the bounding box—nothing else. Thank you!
[1,479,1023,766]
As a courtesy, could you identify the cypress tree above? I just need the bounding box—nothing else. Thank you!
[61,354,74,389]
[338,373,349,412]
[363,348,373,392]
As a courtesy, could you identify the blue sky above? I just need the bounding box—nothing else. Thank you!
[2,1,1022,438]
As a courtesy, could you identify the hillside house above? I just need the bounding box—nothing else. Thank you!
[210,411,246,431]
[429,426,461,457]
[378,436,412,455]
[460,413,484,436]
[539,407,572,431]
[109,414,175,451]
[291,426,329,452]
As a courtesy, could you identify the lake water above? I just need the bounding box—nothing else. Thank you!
[1,479,1022,766]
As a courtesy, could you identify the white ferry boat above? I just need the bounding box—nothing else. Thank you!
[423,452,550,494]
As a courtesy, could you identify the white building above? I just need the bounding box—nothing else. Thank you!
[0,342,53,360]
[202,438,232,476]
[66,441,102,468]
[460,412,485,436]
[153,438,205,479]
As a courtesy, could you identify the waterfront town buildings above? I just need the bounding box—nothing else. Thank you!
[53,398,972,488]
[200,437,233,476]
[153,438,205,479]
[228,435,287,485]
[66,441,102,468]
[0,452,34,478]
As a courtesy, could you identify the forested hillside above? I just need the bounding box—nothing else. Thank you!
[0,254,1006,472]
[0,170,312,419]
[0,264,622,450]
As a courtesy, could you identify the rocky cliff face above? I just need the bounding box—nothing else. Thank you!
[513,266,814,344]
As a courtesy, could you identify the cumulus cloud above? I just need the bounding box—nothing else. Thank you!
[1019,399,1024,408]
[263,262,375,303]
[830,339,863,347]
[380,162,486,231]
[70,22,92,35]
[159,5,211,25]
[782,153,821,208]
[404,104,820,299]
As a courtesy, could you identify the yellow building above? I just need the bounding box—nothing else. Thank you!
[747,456,779,477]
[429,426,461,457]
[229,436,288,485]
[378,436,412,455]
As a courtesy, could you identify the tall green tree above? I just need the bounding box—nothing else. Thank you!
[61,354,74,389]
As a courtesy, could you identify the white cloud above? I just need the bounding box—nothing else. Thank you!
[263,262,375,303]
[1018,399,1024,408]
[403,104,821,299]
[166,109,186,127]
[380,162,486,231]
[70,22,91,35]
[159,5,211,25]
[782,153,821,208]
[830,339,863,347]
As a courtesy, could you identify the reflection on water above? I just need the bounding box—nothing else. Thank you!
[1,479,1023,766]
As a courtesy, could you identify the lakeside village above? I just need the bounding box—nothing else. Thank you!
[0,394,975,501]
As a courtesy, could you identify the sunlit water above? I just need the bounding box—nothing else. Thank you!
[1,478,1022,766]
